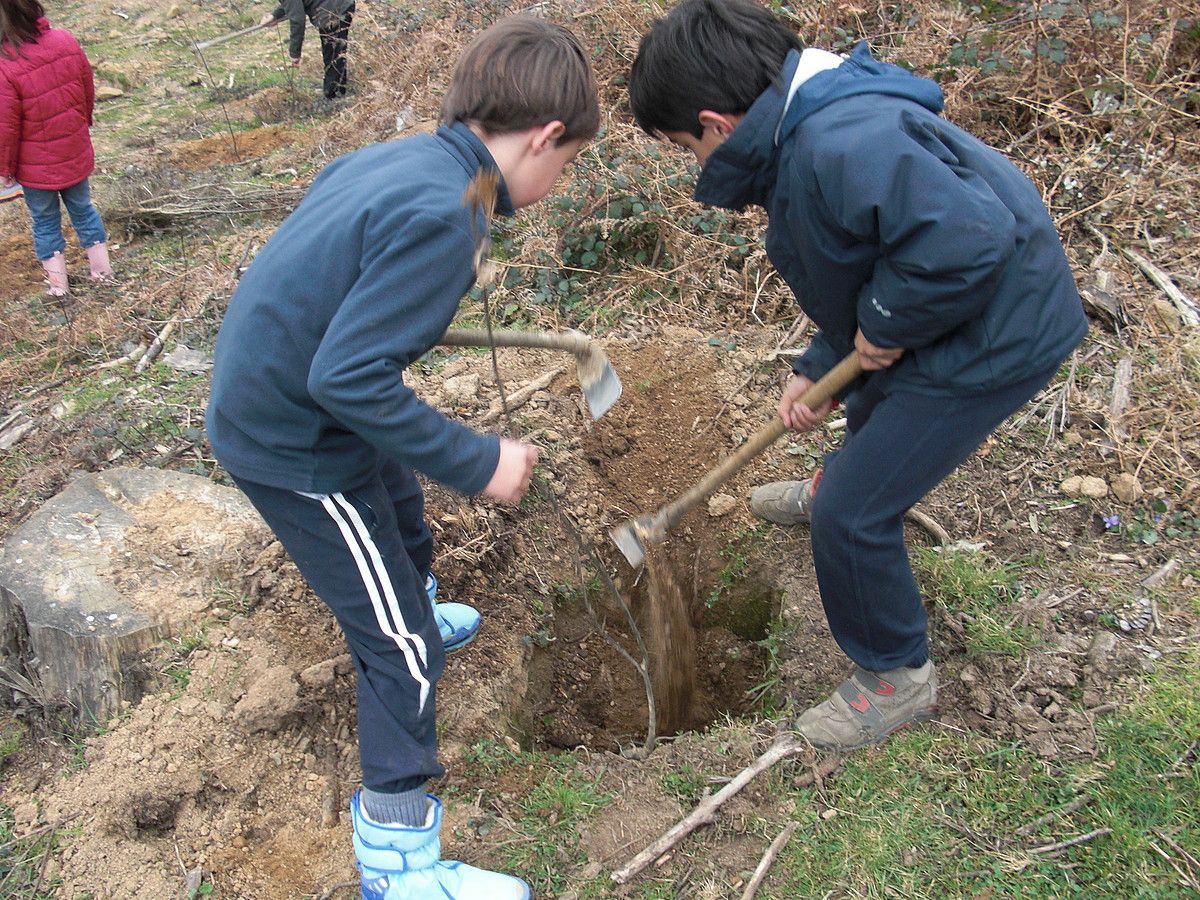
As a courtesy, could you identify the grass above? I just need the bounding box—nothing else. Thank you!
[914,546,1039,655]
[0,805,60,900]
[765,656,1200,899]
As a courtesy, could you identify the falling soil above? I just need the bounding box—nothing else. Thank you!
[644,551,697,735]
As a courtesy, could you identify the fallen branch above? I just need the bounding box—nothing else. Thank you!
[1028,827,1111,855]
[612,737,840,884]
[904,507,950,546]
[740,821,800,900]
[135,315,180,374]
[1108,356,1132,441]
[476,366,566,425]
[93,342,149,371]
[1123,248,1199,327]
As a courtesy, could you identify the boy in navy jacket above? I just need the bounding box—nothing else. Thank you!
[207,16,598,898]
[630,0,1085,753]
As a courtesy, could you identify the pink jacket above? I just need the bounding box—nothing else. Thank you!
[0,17,95,190]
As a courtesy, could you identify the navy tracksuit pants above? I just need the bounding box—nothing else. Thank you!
[234,459,444,794]
[810,367,1056,672]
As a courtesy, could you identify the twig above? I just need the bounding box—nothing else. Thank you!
[135,314,180,373]
[904,507,950,546]
[740,821,800,900]
[1109,356,1132,441]
[1013,795,1090,838]
[1123,248,1199,327]
[1153,829,1200,886]
[612,738,839,884]
[475,367,566,425]
[1028,827,1111,855]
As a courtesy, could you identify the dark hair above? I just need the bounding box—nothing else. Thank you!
[441,15,600,144]
[629,0,803,137]
[0,0,45,58]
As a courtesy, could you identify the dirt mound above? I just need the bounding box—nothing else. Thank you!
[172,125,298,170]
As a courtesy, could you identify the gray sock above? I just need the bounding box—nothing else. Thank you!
[361,786,429,827]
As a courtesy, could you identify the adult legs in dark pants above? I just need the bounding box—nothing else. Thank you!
[790,366,1058,749]
[318,6,354,99]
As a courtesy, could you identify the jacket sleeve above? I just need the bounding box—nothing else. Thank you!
[282,0,306,57]
[0,73,19,179]
[791,330,843,381]
[81,49,95,126]
[307,211,501,495]
[813,117,1017,351]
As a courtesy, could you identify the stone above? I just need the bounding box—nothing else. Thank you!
[95,85,124,101]
[299,658,338,689]
[707,493,737,517]
[442,373,480,405]
[1061,475,1107,499]
[0,468,271,723]
[233,665,300,733]
[1152,299,1181,332]
[1087,631,1121,676]
[1110,473,1143,504]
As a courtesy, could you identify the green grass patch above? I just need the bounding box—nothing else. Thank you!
[766,656,1200,899]
[914,546,1037,655]
[0,804,60,899]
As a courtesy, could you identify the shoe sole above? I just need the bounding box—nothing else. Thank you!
[806,705,939,753]
[443,629,479,654]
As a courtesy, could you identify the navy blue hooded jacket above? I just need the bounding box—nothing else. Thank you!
[206,122,508,495]
[696,44,1087,395]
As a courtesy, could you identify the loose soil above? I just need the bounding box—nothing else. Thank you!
[172,124,299,170]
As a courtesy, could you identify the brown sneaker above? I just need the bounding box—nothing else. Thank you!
[794,661,938,752]
[749,478,815,525]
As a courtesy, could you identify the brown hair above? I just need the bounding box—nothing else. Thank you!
[441,15,600,143]
[0,0,45,58]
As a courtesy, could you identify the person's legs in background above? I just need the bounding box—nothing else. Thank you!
[21,186,69,295]
[59,179,112,279]
[319,7,353,99]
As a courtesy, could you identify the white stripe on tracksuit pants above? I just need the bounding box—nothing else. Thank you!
[232,467,446,794]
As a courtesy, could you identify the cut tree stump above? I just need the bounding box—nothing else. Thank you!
[0,468,271,723]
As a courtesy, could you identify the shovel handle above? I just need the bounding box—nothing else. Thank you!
[194,20,271,50]
[657,352,863,531]
[439,328,591,356]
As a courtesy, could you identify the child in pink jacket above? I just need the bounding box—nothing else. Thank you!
[0,0,112,296]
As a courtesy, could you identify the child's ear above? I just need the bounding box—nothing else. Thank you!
[531,120,567,154]
[698,109,737,137]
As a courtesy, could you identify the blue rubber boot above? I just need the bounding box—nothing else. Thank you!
[425,574,481,653]
[353,791,531,899]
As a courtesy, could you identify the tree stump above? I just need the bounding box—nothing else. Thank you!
[0,468,271,723]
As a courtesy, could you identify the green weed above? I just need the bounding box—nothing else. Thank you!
[913,547,1036,655]
[767,656,1200,898]
[0,804,60,899]
[660,763,708,803]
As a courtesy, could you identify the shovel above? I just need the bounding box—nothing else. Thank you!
[193,21,272,51]
[438,328,623,420]
[610,352,864,567]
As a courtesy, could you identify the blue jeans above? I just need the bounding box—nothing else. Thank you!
[22,179,107,260]
[809,367,1059,672]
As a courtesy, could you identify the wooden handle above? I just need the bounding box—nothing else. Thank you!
[194,21,270,50]
[659,352,863,530]
[439,328,590,355]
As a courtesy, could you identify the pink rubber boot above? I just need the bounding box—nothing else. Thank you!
[41,252,69,296]
[86,242,113,280]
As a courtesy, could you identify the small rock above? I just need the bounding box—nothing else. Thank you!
[299,659,338,689]
[1151,299,1181,332]
[95,85,124,101]
[1087,631,1121,674]
[1061,475,1107,499]
[707,493,737,517]
[1110,473,1143,504]
[233,665,300,733]
[442,373,480,405]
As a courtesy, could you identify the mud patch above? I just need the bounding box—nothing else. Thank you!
[172,124,297,169]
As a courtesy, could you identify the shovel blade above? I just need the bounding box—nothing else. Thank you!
[580,360,622,420]
[609,521,646,568]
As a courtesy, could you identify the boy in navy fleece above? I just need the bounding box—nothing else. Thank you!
[207,16,597,898]
[629,0,1085,753]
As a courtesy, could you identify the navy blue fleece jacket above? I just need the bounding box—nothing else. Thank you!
[206,122,509,495]
[696,44,1087,395]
